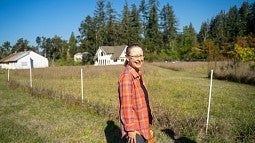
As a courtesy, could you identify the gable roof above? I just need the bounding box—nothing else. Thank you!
[74,52,88,56]
[0,51,30,63]
[100,45,127,59]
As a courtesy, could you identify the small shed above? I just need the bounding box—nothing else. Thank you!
[0,51,49,69]
[74,52,88,62]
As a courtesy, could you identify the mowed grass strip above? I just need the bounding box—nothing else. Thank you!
[0,74,123,143]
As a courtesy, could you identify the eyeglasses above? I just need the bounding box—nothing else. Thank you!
[129,55,144,59]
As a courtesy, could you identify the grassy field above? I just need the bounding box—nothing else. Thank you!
[0,74,123,143]
[1,62,255,142]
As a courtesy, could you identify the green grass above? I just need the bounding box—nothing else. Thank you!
[1,62,255,142]
[0,74,123,143]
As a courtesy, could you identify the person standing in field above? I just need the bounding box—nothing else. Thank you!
[118,43,153,143]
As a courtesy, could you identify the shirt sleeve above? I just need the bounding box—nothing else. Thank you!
[119,73,135,131]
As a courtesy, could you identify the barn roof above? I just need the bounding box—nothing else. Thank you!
[0,51,30,63]
[100,45,127,59]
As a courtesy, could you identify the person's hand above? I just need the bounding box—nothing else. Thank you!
[127,131,140,143]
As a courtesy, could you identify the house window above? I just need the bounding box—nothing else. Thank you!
[21,62,27,66]
[101,52,104,56]
[114,59,117,62]
[121,59,124,62]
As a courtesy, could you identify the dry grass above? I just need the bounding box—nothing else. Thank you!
[212,61,255,85]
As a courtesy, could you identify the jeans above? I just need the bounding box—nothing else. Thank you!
[122,134,148,143]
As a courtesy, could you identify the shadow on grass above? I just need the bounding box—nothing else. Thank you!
[161,128,196,143]
[104,120,126,143]
[0,119,48,142]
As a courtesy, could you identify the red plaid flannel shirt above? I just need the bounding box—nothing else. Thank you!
[118,65,152,140]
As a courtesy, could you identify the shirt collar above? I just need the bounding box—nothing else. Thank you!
[127,64,142,79]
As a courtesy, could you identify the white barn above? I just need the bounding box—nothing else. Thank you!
[0,51,49,69]
[94,45,127,66]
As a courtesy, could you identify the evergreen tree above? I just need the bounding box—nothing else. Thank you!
[68,32,77,57]
[94,0,106,46]
[197,21,210,43]
[178,24,197,60]
[105,1,118,45]
[139,0,148,37]
[79,15,97,64]
[148,0,159,9]
[226,6,242,42]
[35,36,41,53]
[145,2,162,53]
[40,37,47,57]
[209,11,227,43]
[0,41,11,59]
[79,16,96,43]
[160,3,178,52]
[129,4,142,44]
[247,2,255,34]
[239,2,249,35]
[189,23,197,46]
[119,1,131,45]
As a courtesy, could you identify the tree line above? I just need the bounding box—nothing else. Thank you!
[0,0,254,65]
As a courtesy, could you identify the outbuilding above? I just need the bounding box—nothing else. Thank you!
[74,52,88,62]
[0,51,49,69]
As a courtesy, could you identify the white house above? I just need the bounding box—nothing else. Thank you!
[94,45,127,66]
[0,51,49,69]
[74,52,88,62]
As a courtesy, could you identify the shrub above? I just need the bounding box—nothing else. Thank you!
[213,61,255,85]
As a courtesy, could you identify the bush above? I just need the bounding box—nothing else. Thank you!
[213,61,255,85]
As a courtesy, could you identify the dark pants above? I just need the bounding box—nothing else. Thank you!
[122,134,148,143]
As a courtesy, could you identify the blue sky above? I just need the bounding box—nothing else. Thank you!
[0,0,251,47]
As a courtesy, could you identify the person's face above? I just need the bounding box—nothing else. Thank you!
[127,47,144,70]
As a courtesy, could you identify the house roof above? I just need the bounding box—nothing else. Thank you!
[100,45,127,59]
[74,52,88,56]
[0,51,30,63]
